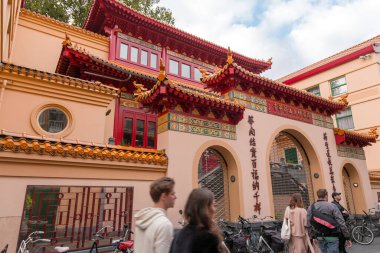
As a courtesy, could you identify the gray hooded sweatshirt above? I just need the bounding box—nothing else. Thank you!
[134,208,173,253]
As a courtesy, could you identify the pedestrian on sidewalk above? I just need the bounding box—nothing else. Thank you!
[307,189,352,253]
[169,188,228,253]
[134,177,177,253]
[284,193,311,253]
[331,192,349,253]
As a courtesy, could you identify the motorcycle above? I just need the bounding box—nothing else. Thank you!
[112,225,134,253]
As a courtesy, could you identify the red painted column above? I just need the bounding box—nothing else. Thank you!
[113,95,121,145]
[106,25,121,61]
[161,47,167,65]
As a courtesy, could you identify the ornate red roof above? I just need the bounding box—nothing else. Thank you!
[1,62,118,96]
[135,66,245,125]
[334,128,378,147]
[83,0,271,74]
[202,54,347,116]
[56,39,157,92]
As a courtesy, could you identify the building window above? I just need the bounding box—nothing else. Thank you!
[150,53,158,69]
[336,107,354,129]
[141,50,148,66]
[117,39,159,70]
[181,63,191,78]
[130,47,138,63]
[194,68,202,81]
[122,118,133,146]
[38,108,68,133]
[147,121,156,148]
[167,56,212,83]
[285,148,298,164]
[169,59,179,75]
[120,43,128,60]
[31,104,74,138]
[307,85,321,96]
[119,109,157,149]
[331,76,348,96]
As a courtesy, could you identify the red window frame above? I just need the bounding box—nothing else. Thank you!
[116,108,157,149]
[116,38,160,70]
[166,55,212,83]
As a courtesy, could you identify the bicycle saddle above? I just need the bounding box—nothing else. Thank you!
[260,224,275,230]
[54,246,70,253]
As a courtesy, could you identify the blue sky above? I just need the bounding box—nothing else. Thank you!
[159,0,380,79]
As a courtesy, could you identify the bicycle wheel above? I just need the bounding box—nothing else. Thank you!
[248,234,260,253]
[351,225,374,245]
[257,239,274,253]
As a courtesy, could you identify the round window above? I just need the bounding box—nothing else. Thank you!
[38,108,68,133]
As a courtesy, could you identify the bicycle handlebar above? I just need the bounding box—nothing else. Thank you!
[32,239,51,244]
[94,226,113,235]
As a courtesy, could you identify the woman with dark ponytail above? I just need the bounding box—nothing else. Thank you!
[169,188,228,253]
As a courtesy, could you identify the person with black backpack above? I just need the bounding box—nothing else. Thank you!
[331,192,349,253]
[307,189,352,253]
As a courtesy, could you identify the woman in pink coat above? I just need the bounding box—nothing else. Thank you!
[284,193,310,253]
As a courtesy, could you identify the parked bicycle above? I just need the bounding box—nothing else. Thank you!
[112,224,134,253]
[17,231,69,253]
[219,219,247,253]
[363,208,380,232]
[351,210,375,245]
[89,226,114,253]
[242,215,284,253]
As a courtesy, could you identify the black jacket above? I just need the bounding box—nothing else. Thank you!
[307,200,350,239]
[332,200,349,220]
[169,224,221,253]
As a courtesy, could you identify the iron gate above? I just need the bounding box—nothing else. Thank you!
[198,148,230,221]
[270,132,314,219]
[19,186,133,251]
[343,168,356,214]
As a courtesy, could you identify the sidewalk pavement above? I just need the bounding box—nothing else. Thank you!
[348,236,380,253]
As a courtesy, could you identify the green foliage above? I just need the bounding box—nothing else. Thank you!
[122,0,175,25]
[25,0,175,27]
[25,0,70,23]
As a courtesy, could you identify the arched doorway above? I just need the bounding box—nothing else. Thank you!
[198,148,230,220]
[342,167,356,214]
[341,163,366,214]
[269,131,315,219]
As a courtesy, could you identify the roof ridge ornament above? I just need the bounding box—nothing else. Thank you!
[213,65,221,74]
[133,81,148,96]
[267,57,273,64]
[334,128,345,135]
[227,46,234,64]
[338,94,349,106]
[62,33,72,47]
[157,58,166,81]
[199,67,210,79]
[369,127,379,138]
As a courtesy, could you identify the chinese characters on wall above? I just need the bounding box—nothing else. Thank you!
[267,100,313,124]
[248,115,261,214]
[323,132,336,191]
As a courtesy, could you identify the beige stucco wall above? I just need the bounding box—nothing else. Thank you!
[285,52,380,201]
[0,151,167,253]
[158,108,372,225]
[0,76,115,143]
[11,10,109,73]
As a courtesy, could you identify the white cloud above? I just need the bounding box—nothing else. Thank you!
[159,0,380,79]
